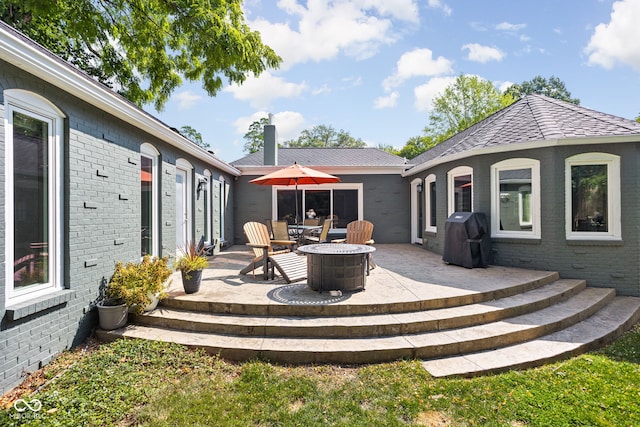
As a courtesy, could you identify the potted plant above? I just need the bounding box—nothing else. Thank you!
[174,240,209,294]
[97,255,172,330]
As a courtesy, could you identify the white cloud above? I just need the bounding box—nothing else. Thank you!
[173,90,203,110]
[233,110,306,142]
[382,48,453,91]
[374,91,399,109]
[224,72,307,109]
[495,22,527,31]
[462,43,505,63]
[249,0,419,68]
[585,0,640,71]
[413,75,457,112]
[427,0,452,16]
[497,80,514,93]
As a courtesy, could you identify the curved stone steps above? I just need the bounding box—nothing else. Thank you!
[98,287,615,365]
[130,279,586,338]
[421,296,640,377]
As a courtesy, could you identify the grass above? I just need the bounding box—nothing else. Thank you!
[1,324,639,426]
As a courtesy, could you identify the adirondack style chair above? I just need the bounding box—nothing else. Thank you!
[331,220,376,269]
[240,221,305,282]
[303,218,332,244]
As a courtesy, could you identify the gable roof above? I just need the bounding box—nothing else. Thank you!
[406,94,640,176]
[232,147,411,175]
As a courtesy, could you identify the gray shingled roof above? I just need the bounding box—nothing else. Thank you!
[410,94,640,166]
[231,147,410,167]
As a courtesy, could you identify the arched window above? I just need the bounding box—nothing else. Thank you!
[447,166,473,216]
[491,158,540,239]
[4,90,64,304]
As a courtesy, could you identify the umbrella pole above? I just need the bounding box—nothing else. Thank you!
[295,179,299,239]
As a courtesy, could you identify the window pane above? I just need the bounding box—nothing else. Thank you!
[333,190,358,227]
[277,189,301,224]
[13,111,49,288]
[141,156,153,256]
[454,174,472,212]
[499,168,532,231]
[304,190,330,220]
[571,164,608,232]
[428,181,437,227]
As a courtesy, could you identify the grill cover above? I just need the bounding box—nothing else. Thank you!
[443,212,491,268]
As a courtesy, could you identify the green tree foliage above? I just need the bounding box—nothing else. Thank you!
[397,136,436,159]
[636,114,640,123]
[180,125,209,150]
[1,0,281,111]
[284,125,367,148]
[505,75,579,104]
[426,74,512,144]
[243,117,270,154]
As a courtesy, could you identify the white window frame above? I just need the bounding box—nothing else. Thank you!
[490,158,540,239]
[203,169,212,245]
[410,178,423,244]
[175,158,194,249]
[565,153,621,241]
[447,166,473,217]
[4,90,64,304]
[425,174,437,233]
[271,183,364,224]
[140,143,159,257]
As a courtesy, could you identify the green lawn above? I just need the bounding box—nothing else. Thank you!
[2,324,639,426]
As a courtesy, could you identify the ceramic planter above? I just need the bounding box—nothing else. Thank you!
[181,269,203,294]
[97,301,128,330]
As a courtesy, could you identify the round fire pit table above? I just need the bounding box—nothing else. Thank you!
[297,243,376,293]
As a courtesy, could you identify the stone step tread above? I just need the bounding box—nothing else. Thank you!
[421,296,640,377]
[136,279,585,336]
[100,287,614,363]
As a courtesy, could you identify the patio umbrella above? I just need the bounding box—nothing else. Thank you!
[249,163,341,226]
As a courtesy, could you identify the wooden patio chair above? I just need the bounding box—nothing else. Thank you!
[240,221,296,279]
[303,218,320,226]
[303,218,332,244]
[331,220,376,269]
[268,252,307,283]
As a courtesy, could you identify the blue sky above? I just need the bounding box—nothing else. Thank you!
[146,0,640,163]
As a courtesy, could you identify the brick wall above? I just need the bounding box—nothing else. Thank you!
[0,60,235,393]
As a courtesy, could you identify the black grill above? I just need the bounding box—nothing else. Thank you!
[443,212,491,268]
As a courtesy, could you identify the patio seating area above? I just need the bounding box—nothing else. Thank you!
[97,244,640,378]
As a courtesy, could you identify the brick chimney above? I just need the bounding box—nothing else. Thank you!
[263,113,277,165]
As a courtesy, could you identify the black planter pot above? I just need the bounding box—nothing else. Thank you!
[181,269,203,294]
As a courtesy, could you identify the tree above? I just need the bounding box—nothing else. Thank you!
[504,75,579,104]
[1,0,281,110]
[426,74,512,144]
[284,125,367,148]
[397,136,436,159]
[243,117,270,154]
[180,126,209,150]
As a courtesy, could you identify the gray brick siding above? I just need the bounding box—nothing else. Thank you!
[0,59,236,393]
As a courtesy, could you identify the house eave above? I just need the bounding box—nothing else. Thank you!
[0,22,241,177]
[402,134,640,177]
[237,165,411,176]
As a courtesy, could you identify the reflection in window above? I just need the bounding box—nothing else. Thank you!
[13,111,49,288]
[141,155,153,256]
[276,188,359,227]
[499,168,532,231]
[454,174,472,212]
[571,164,608,232]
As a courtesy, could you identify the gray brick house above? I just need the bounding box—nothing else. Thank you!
[403,95,640,297]
[2,18,640,396]
[0,21,239,393]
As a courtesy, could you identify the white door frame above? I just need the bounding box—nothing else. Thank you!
[411,178,423,244]
[175,159,193,251]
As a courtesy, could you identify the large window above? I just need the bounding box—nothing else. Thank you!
[273,184,363,228]
[447,166,473,216]
[141,143,159,256]
[565,153,620,240]
[425,174,437,233]
[5,90,63,304]
[491,159,540,239]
